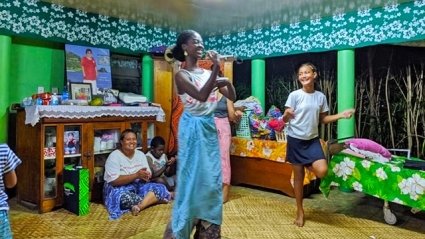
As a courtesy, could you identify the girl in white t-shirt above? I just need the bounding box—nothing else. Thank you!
[282,62,355,227]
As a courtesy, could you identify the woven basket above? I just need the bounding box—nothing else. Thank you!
[275,130,287,142]
[235,110,252,139]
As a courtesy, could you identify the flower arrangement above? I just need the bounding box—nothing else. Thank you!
[234,97,286,140]
[249,105,285,140]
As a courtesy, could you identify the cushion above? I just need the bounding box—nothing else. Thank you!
[344,138,392,159]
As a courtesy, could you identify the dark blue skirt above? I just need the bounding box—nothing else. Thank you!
[286,135,325,166]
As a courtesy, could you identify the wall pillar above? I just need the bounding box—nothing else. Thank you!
[0,35,12,143]
[251,59,265,110]
[142,55,154,101]
[337,49,356,140]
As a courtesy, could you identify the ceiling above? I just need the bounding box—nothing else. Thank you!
[42,0,412,36]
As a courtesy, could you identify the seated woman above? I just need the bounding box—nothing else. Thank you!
[103,129,172,220]
[145,136,177,191]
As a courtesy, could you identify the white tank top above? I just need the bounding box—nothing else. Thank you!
[178,69,218,116]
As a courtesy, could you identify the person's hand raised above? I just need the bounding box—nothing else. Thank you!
[341,108,356,119]
[205,50,220,65]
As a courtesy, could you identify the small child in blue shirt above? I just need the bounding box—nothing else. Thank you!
[0,144,22,239]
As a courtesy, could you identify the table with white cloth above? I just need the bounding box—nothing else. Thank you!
[24,105,165,126]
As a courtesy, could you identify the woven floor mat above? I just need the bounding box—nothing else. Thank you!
[10,201,172,239]
[10,187,425,239]
[220,188,425,239]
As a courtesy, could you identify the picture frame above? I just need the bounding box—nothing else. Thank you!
[70,82,93,101]
[65,44,112,96]
[64,130,80,155]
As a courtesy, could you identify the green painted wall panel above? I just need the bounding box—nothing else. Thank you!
[9,40,64,103]
[0,37,64,142]
[0,35,12,143]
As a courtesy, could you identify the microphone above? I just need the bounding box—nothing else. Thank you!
[203,51,244,64]
[221,55,244,65]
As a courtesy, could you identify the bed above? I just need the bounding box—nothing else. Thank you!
[230,137,324,197]
[320,152,425,224]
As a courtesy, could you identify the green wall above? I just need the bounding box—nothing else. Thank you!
[0,36,12,143]
[0,37,64,142]
[10,38,64,103]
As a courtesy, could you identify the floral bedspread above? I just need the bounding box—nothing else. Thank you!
[320,153,425,210]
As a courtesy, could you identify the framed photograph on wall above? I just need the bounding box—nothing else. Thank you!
[65,44,112,95]
[70,82,93,101]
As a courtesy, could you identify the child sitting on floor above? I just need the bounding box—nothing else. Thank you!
[146,136,177,191]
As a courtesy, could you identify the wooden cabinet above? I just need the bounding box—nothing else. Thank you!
[15,107,159,213]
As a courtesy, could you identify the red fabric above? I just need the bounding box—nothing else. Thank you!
[167,90,184,155]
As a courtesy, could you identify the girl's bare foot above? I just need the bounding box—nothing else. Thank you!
[294,209,305,227]
[131,205,141,216]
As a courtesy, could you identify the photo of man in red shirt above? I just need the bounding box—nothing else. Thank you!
[81,49,98,94]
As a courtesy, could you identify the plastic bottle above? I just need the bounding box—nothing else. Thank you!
[51,93,59,105]
[36,97,42,105]
[61,85,69,103]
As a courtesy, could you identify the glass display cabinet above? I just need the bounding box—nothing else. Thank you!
[15,106,160,213]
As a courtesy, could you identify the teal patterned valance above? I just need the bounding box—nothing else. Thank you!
[1,0,425,59]
[0,0,176,54]
[211,1,425,59]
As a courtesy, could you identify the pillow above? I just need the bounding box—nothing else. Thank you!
[344,138,392,159]
[348,146,391,163]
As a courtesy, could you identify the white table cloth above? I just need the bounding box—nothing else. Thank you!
[25,105,165,126]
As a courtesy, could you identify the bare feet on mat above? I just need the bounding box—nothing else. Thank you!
[131,205,141,216]
[294,209,305,227]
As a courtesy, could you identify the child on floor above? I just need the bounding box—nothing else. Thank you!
[0,144,22,239]
[146,136,177,191]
